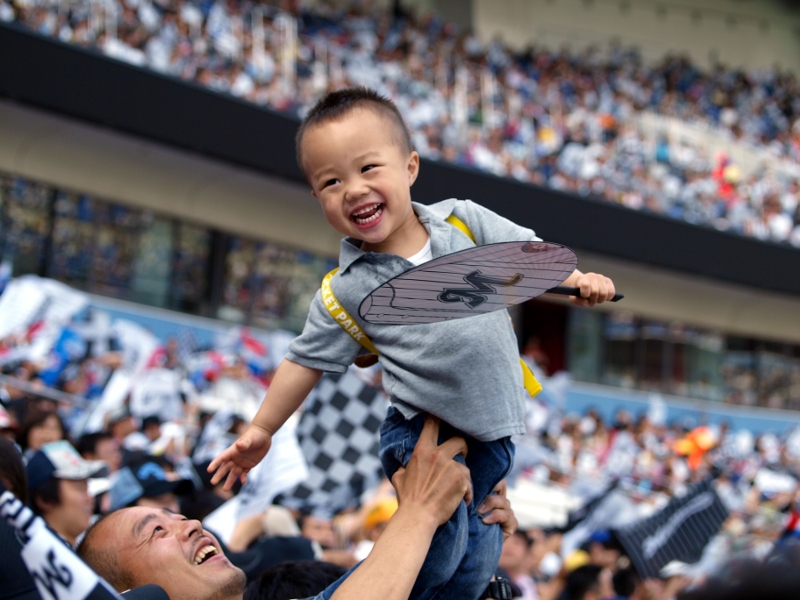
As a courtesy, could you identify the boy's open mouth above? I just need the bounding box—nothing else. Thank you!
[350,203,384,226]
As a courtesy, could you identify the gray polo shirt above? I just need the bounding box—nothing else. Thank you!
[285,199,541,441]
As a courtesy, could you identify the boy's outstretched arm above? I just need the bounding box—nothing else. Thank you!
[208,359,322,490]
[562,269,616,307]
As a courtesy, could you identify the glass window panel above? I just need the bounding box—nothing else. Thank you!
[567,308,602,384]
[91,200,142,298]
[721,350,757,406]
[47,191,95,288]
[218,237,259,323]
[172,223,210,314]
[639,338,665,391]
[1,176,52,276]
[131,214,173,308]
[281,250,337,333]
[756,351,793,409]
[602,313,638,388]
[249,242,294,329]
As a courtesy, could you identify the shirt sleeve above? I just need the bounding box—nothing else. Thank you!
[285,288,362,373]
[451,199,542,245]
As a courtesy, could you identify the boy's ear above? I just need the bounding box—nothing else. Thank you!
[310,189,318,200]
[407,151,420,186]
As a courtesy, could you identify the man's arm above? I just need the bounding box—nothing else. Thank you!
[329,417,472,600]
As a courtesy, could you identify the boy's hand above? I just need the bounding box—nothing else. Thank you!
[208,424,272,491]
[569,272,616,307]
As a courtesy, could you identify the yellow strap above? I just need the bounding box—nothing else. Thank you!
[321,268,379,356]
[445,214,477,244]
[321,216,541,397]
[520,360,543,397]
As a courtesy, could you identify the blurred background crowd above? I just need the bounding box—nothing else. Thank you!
[4,0,800,246]
[3,0,800,597]
[2,276,800,599]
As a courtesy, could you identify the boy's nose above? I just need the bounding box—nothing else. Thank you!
[344,179,370,202]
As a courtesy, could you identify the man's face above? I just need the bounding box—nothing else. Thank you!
[94,438,122,473]
[301,108,420,254]
[97,507,245,600]
[44,479,94,545]
[301,515,336,549]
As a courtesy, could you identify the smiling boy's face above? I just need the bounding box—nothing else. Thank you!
[300,107,424,255]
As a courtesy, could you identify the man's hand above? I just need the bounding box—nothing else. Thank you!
[391,416,473,528]
[208,424,272,491]
[477,480,518,540]
[566,271,616,307]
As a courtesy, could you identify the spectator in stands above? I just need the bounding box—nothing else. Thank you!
[299,511,338,550]
[77,431,122,473]
[78,417,517,600]
[17,410,67,458]
[498,529,538,600]
[565,565,613,600]
[109,461,194,513]
[26,440,106,546]
[586,530,624,571]
[0,437,38,600]
[0,404,19,442]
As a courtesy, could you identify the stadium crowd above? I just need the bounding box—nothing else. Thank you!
[4,0,800,247]
[2,277,800,599]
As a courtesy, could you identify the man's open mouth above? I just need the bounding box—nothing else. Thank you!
[350,203,384,225]
[193,545,218,565]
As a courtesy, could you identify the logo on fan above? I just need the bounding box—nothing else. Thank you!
[521,242,548,253]
[437,270,524,308]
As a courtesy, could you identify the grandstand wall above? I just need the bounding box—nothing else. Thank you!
[472,0,800,74]
[4,98,800,345]
[3,22,800,337]
[0,99,339,256]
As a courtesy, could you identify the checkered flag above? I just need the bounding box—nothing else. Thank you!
[279,369,389,515]
[614,478,728,578]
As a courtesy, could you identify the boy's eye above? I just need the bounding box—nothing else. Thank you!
[323,178,340,188]
[361,165,376,173]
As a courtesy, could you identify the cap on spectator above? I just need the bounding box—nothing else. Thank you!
[107,405,132,425]
[135,462,193,497]
[109,462,193,510]
[563,549,590,573]
[26,440,107,492]
[363,498,398,531]
[588,530,613,545]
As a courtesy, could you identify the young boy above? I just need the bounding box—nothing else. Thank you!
[209,87,616,600]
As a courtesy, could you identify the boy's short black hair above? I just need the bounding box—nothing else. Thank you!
[296,87,414,174]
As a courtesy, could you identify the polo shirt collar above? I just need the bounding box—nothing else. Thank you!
[337,199,459,274]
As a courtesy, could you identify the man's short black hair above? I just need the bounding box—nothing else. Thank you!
[30,477,60,517]
[76,431,114,457]
[295,87,414,175]
[566,565,602,600]
[0,437,28,504]
[244,560,346,600]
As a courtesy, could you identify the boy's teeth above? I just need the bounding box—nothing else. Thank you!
[351,204,383,224]
[194,545,217,565]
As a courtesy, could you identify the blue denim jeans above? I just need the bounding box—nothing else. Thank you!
[382,408,515,600]
[316,408,514,600]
